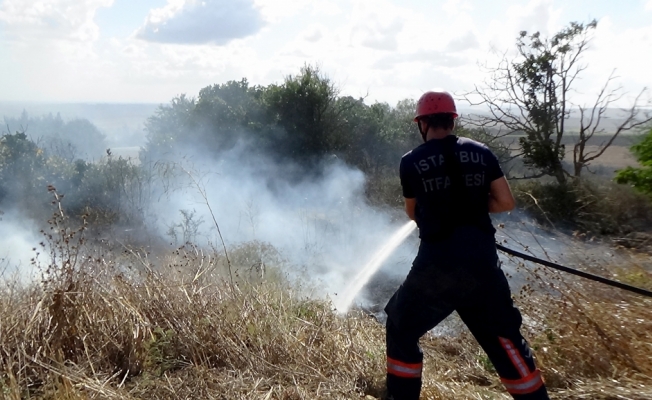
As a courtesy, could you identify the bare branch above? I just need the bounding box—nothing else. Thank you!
[581,88,652,164]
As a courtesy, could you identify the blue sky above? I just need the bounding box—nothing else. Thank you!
[0,0,651,108]
[94,0,163,38]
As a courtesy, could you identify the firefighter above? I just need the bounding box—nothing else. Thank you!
[384,91,550,399]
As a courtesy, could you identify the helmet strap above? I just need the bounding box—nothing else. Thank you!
[418,119,428,142]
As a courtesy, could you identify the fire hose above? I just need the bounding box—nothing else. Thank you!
[496,244,652,298]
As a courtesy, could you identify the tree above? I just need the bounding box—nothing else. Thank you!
[142,94,197,161]
[140,65,425,172]
[56,118,107,160]
[573,77,652,176]
[143,80,270,162]
[0,132,46,203]
[193,78,269,150]
[3,112,107,161]
[615,126,652,196]
[463,20,652,184]
[263,65,340,161]
[0,131,72,218]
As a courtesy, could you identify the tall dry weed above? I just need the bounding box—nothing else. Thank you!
[1,190,651,399]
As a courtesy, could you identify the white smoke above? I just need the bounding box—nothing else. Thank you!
[1,116,627,312]
[147,139,419,304]
[0,209,41,283]
[143,137,622,309]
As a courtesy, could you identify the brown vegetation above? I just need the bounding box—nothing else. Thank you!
[512,177,652,236]
[1,194,652,400]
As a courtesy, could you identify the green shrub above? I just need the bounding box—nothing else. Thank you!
[615,126,652,196]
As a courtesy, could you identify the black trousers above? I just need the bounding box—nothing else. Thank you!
[384,227,549,400]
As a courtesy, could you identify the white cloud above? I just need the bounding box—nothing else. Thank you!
[442,0,473,15]
[136,0,264,45]
[303,25,324,42]
[446,31,480,51]
[581,16,652,105]
[0,0,112,42]
[354,19,403,51]
[0,0,649,108]
[647,0,652,11]
[254,0,311,22]
[0,0,116,101]
[311,0,341,16]
[482,0,561,51]
[262,0,486,104]
[347,0,406,51]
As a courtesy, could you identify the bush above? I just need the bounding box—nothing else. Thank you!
[1,132,152,226]
[615,126,652,196]
[513,177,652,235]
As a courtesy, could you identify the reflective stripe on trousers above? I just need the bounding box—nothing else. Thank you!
[499,337,531,378]
[501,369,545,395]
[387,356,422,378]
[497,337,545,395]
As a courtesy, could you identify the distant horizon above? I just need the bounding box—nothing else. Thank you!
[0,100,164,106]
[2,99,650,110]
[1,99,648,149]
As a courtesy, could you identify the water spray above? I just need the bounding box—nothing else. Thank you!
[334,220,416,314]
[332,217,652,317]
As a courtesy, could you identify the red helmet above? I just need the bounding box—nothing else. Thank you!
[414,91,458,121]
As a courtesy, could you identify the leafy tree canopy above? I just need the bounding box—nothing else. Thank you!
[142,65,421,174]
[615,127,652,196]
[463,20,651,184]
[3,111,107,160]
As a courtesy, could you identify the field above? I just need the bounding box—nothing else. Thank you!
[1,123,651,399]
[503,132,639,162]
[494,134,642,181]
[1,196,651,400]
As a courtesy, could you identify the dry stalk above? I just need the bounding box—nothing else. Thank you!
[1,211,651,398]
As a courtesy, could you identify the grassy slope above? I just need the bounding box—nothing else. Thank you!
[1,223,651,400]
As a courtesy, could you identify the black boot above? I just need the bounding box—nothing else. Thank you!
[386,374,421,400]
[511,384,550,400]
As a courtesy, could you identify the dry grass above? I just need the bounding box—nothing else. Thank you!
[1,202,652,399]
[0,210,389,399]
[500,245,652,399]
